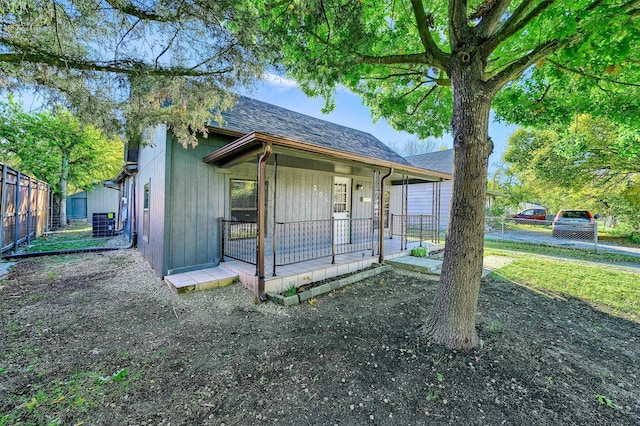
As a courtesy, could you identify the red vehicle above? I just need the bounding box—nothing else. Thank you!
[512,208,547,223]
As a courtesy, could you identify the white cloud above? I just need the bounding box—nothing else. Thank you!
[262,73,298,90]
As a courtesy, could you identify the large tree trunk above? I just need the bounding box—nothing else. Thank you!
[428,53,494,349]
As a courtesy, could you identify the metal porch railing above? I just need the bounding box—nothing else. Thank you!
[390,214,440,250]
[221,218,381,273]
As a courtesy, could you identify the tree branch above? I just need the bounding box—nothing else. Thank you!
[486,38,564,93]
[0,49,232,78]
[488,0,556,51]
[475,0,511,39]
[409,0,449,69]
[409,84,438,115]
[103,0,174,22]
[449,0,470,49]
[547,59,640,87]
[358,53,430,65]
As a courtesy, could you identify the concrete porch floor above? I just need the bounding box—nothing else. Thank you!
[165,238,444,294]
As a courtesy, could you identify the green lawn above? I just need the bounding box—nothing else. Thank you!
[485,243,640,320]
[24,226,107,252]
[484,238,640,264]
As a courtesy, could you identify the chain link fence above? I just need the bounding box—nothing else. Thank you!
[485,216,599,252]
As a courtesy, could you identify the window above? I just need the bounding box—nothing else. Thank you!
[143,181,150,242]
[230,179,257,222]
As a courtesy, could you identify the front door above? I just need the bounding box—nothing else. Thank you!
[333,177,351,245]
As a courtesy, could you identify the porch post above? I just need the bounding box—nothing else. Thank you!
[401,174,406,251]
[371,170,377,257]
[272,154,278,277]
[403,175,409,250]
[256,143,272,299]
[378,168,393,264]
[436,180,442,243]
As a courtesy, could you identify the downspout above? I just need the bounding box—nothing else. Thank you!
[378,168,393,264]
[256,143,272,300]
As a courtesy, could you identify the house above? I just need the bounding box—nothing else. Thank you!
[66,184,120,223]
[401,149,505,227]
[399,149,454,231]
[111,97,451,296]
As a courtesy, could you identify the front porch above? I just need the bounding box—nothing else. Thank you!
[164,235,444,294]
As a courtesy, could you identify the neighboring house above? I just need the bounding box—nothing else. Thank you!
[66,184,120,223]
[400,149,505,229]
[398,149,454,231]
[110,96,450,296]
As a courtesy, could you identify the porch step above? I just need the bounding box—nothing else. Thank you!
[164,264,239,294]
[387,255,493,278]
[387,256,443,275]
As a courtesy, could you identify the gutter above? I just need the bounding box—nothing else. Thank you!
[256,143,272,301]
[379,167,393,264]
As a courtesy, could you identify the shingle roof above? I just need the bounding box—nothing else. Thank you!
[209,96,410,165]
[405,149,454,175]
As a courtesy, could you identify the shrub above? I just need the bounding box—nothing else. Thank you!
[410,247,427,257]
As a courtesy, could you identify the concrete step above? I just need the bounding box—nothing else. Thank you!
[165,264,238,294]
[386,256,443,275]
[387,255,493,278]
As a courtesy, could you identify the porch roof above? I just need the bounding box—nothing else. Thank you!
[203,131,452,181]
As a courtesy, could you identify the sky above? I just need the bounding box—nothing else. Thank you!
[243,73,519,174]
[6,73,518,174]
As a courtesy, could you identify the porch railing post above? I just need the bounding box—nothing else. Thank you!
[419,214,423,247]
[220,219,225,262]
[331,217,335,264]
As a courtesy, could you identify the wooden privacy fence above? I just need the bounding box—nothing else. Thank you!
[0,164,51,253]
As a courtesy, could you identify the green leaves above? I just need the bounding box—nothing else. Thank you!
[501,115,640,234]
[1,0,268,147]
[0,98,122,196]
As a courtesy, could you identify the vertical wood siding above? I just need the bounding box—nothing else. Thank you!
[166,133,232,274]
[390,180,452,230]
[136,125,168,276]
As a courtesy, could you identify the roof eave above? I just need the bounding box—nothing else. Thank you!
[203,131,451,181]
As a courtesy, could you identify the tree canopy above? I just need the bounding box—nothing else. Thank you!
[502,116,640,234]
[256,0,640,348]
[0,0,267,146]
[0,97,123,224]
[259,0,640,134]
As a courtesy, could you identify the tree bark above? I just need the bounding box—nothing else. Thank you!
[428,51,493,349]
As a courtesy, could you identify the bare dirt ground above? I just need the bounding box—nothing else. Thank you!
[1,250,638,425]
